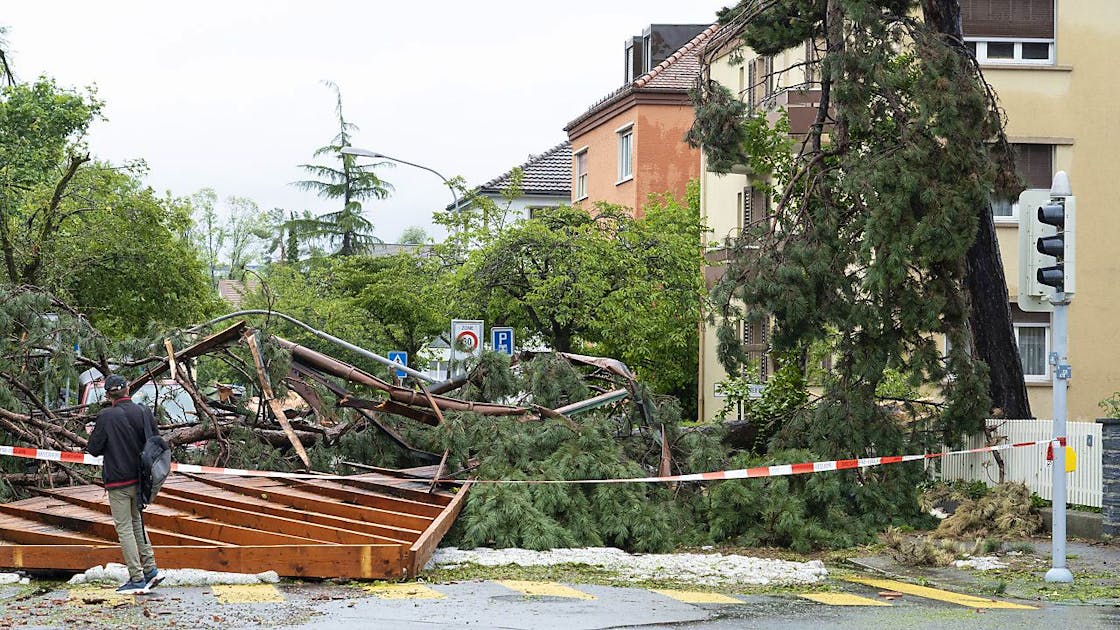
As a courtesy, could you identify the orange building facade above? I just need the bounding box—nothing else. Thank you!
[564,24,715,216]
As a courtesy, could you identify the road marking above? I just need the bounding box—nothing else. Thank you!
[844,577,1036,609]
[363,583,445,599]
[651,589,743,604]
[495,580,596,600]
[211,583,284,604]
[67,585,132,607]
[800,592,892,606]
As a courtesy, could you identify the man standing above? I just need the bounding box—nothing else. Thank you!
[86,374,162,594]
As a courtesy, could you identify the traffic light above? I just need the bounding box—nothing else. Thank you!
[1035,196,1075,296]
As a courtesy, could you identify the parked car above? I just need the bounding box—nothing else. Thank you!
[80,379,198,426]
[79,372,206,450]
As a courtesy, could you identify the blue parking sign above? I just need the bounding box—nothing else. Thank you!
[491,327,514,356]
[387,351,408,379]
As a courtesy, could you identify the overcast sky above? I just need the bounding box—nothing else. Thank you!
[4,1,728,243]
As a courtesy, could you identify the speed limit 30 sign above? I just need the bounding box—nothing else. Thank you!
[451,319,484,361]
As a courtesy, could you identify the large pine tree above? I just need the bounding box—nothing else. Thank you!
[690,0,1030,519]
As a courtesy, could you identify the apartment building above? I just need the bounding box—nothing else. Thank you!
[698,1,1120,422]
[564,24,714,215]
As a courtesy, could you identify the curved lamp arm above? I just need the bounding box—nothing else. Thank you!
[341,147,459,210]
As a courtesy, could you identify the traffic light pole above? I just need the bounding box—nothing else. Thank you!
[1045,293,1073,584]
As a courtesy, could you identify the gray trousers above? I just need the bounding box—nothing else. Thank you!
[107,484,156,582]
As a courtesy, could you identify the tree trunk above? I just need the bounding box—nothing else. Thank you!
[966,206,1032,418]
[923,0,1032,420]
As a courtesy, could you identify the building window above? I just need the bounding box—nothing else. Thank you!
[962,0,1055,65]
[575,149,588,200]
[1012,305,1051,381]
[993,143,1053,221]
[617,125,633,183]
[1015,324,1050,380]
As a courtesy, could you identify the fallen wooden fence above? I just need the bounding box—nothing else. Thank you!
[0,470,467,579]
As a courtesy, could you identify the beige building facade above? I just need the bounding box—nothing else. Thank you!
[698,1,1119,423]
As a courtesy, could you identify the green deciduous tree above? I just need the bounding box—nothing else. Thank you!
[334,253,451,363]
[290,82,392,256]
[461,195,704,412]
[44,165,219,337]
[0,77,101,286]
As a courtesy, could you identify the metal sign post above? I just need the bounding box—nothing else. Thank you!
[1046,295,1073,584]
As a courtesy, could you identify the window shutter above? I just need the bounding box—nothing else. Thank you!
[961,0,1055,39]
[747,62,757,111]
[742,185,753,228]
[1013,144,1053,189]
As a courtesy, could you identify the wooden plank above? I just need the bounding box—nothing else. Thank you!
[330,476,452,505]
[186,475,428,535]
[143,492,386,545]
[0,502,228,546]
[0,522,110,545]
[158,480,412,544]
[275,478,446,519]
[0,544,408,579]
[408,481,472,578]
[244,330,311,469]
[39,490,321,547]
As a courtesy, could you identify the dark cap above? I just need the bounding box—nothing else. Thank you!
[104,375,128,392]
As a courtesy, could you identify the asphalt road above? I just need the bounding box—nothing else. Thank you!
[2,577,1118,629]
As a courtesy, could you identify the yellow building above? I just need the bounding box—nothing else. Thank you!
[698,1,1119,422]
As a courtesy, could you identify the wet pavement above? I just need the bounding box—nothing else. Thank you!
[3,537,1119,629]
[2,572,1118,630]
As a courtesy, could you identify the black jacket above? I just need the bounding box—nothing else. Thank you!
[86,398,159,488]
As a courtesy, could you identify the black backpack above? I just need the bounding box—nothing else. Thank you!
[138,412,172,509]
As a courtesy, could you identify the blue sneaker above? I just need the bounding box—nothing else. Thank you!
[116,580,149,594]
[144,568,163,590]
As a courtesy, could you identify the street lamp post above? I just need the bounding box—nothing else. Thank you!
[340,147,459,211]
[340,146,460,378]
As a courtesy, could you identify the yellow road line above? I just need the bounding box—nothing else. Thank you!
[495,580,596,600]
[211,583,284,604]
[800,592,892,606]
[363,583,445,599]
[67,585,132,607]
[652,589,744,604]
[844,576,1036,609]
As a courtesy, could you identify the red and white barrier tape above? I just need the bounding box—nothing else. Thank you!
[1,439,1058,484]
[0,445,348,480]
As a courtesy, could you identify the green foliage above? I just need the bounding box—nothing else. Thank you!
[685,82,749,174]
[0,77,102,286]
[332,253,452,364]
[432,168,523,264]
[1099,392,1120,418]
[592,183,705,414]
[457,191,704,412]
[721,0,827,58]
[520,354,590,410]
[700,2,1005,489]
[707,449,868,551]
[45,165,219,336]
[456,351,519,403]
[440,413,684,553]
